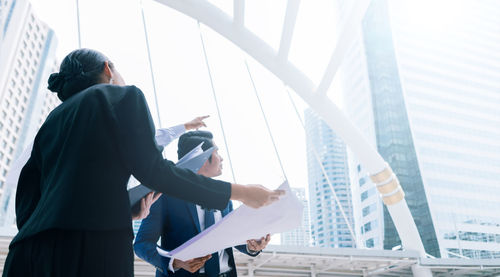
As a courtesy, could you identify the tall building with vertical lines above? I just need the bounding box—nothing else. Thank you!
[281,187,311,246]
[339,0,500,258]
[0,0,60,228]
[305,109,355,248]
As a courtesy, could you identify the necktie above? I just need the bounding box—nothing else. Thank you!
[203,209,219,276]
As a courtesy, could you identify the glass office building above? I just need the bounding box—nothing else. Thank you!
[305,109,355,248]
[340,0,500,258]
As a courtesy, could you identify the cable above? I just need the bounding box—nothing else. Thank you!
[76,0,81,48]
[197,22,237,184]
[244,60,288,181]
[140,0,162,127]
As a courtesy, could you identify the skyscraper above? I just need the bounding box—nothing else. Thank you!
[340,0,500,258]
[280,187,311,247]
[0,0,60,228]
[304,109,355,248]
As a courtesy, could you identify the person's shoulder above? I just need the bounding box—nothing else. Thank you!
[82,84,147,104]
[87,84,142,95]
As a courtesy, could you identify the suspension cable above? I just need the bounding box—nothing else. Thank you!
[244,60,288,181]
[76,0,81,48]
[285,86,359,247]
[197,22,237,184]
[140,0,162,127]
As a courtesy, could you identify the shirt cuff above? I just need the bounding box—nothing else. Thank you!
[168,258,177,273]
[155,124,186,147]
[246,244,260,255]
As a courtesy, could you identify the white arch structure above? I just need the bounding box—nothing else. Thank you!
[153,0,432,276]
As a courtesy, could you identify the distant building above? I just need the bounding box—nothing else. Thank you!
[281,187,311,246]
[305,109,355,248]
[0,0,60,228]
[339,0,500,258]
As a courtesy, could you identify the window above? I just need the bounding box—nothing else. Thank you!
[366,238,374,248]
[364,222,372,233]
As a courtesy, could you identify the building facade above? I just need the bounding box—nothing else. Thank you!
[339,0,500,258]
[304,109,355,248]
[0,0,60,228]
[280,187,311,246]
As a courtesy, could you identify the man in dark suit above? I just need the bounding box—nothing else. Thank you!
[135,131,271,277]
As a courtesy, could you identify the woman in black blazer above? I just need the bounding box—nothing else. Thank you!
[3,49,283,277]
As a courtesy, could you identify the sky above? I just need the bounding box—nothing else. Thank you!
[25,0,350,245]
[20,0,495,248]
[28,0,348,193]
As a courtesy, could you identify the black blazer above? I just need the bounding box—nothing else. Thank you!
[12,84,231,246]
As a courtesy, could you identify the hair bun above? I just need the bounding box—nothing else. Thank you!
[62,57,85,79]
[47,72,65,93]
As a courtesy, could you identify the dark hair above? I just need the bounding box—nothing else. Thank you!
[47,48,112,101]
[177,131,214,162]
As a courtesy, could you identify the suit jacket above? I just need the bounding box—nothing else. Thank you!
[134,196,259,277]
[12,84,231,247]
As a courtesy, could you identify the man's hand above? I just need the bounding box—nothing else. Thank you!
[247,234,271,252]
[231,184,285,208]
[132,192,162,220]
[172,254,211,273]
[184,115,209,130]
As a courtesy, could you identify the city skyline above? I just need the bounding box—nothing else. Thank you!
[0,0,498,259]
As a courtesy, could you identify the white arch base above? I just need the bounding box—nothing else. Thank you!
[153,1,433,276]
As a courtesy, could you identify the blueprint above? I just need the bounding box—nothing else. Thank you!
[157,181,303,260]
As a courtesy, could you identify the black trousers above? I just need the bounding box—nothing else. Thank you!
[3,228,133,277]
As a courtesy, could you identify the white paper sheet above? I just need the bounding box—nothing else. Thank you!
[157,181,303,260]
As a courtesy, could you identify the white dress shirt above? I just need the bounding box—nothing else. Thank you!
[167,206,231,273]
[155,124,186,147]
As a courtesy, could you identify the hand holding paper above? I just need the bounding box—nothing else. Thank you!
[132,192,161,220]
[231,184,285,208]
[157,181,302,261]
[172,254,212,273]
[247,234,271,252]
